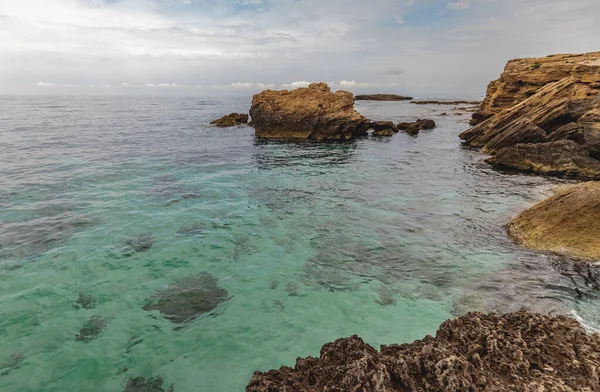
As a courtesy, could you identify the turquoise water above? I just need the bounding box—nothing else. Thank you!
[1,96,599,391]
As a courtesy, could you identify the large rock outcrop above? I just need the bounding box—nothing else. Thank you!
[247,311,600,392]
[249,83,370,141]
[460,52,600,178]
[508,182,600,259]
[471,51,600,125]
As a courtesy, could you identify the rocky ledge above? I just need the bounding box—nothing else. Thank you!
[210,113,249,127]
[460,51,600,179]
[355,94,413,101]
[249,83,370,141]
[508,181,600,259]
[247,311,600,392]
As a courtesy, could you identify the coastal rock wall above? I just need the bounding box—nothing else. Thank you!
[472,51,600,125]
[249,82,370,141]
[247,311,600,392]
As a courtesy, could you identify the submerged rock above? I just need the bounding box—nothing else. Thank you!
[0,353,24,376]
[508,182,600,259]
[175,223,204,237]
[76,316,107,343]
[397,119,436,135]
[486,140,600,179]
[124,376,174,392]
[142,273,228,323]
[355,94,413,101]
[74,292,96,310]
[249,83,370,141]
[247,312,600,392]
[119,232,155,256]
[210,113,249,127]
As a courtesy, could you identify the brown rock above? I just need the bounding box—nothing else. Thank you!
[397,119,436,135]
[578,108,600,159]
[247,311,600,392]
[370,120,399,134]
[249,83,370,141]
[486,140,600,179]
[471,51,600,125]
[508,182,600,259]
[547,122,585,143]
[210,113,249,127]
[355,94,413,101]
[482,118,547,153]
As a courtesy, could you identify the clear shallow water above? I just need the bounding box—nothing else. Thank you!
[1,96,599,391]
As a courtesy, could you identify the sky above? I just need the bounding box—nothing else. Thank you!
[0,0,599,97]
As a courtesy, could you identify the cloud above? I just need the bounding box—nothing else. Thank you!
[447,0,471,11]
[229,82,275,89]
[37,82,57,87]
[282,81,311,89]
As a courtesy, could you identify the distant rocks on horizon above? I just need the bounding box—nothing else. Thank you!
[355,94,413,101]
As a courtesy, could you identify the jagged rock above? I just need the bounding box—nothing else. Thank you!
[508,182,600,259]
[471,51,600,125]
[547,122,585,143]
[210,113,249,127]
[355,94,413,101]
[76,316,107,343]
[249,83,370,141]
[578,108,600,159]
[247,311,600,392]
[482,118,547,153]
[486,140,600,179]
[142,273,228,323]
[124,376,174,392]
[397,119,436,135]
[370,120,398,136]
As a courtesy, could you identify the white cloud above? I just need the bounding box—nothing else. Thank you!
[37,82,57,87]
[229,82,275,89]
[447,0,471,11]
[282,81,311,89]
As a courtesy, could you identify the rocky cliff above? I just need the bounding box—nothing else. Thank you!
[460,52,600,178]
[247,311,600,392]
[249,83,370,141]
[471,52,600,125]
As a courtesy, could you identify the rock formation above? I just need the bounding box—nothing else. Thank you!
[210,113,249,127]
[355,94,413,101]
[370,120,399,136]
[397,119,436,136]
[460,52,600,178]
[508,182,600,259]
[249,83,370,141]
[247,311,600,392]
[470,52,600,125]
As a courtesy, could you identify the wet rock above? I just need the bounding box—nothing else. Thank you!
[370,121,398,136]
[509,182,600,259]
[74,292,96,310]
[175,223,204,237]
[470,51,600,125]
[142,273,229,323]
[76,316,107,343]
[547,122,585,143]
[247,312,600,392]
[355,94,413,101]
[486,140,600,179]
[120,232,155,256]
[0,353,24,376]
[375,286,396,306]
[210,113,249,127]
[397,119,436,135]
[482,118,547,153]
[249,83,370,141]
[124,376,174,392]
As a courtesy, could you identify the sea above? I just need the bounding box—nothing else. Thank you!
[1,95,599,391]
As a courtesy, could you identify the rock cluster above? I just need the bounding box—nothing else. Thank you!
[249,83,370,141]
[210,113,249,127]
[461,52,600,179]
[397,119,436,136]
[355,94,413,101]
[247,311,600,392]
[508,181,600,259]
[370,120,399,136]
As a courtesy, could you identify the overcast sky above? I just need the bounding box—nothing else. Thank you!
[1,0,599,97]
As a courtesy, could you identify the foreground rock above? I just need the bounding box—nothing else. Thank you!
[247,311,600,392]
[249,83,370,141]
[508,182,600,259]
[143,273,228,323]
[460,52,600,178]
[397,119,436,135]
[470,51,600,125]
[210,113,249,127]
[355,94,413,101]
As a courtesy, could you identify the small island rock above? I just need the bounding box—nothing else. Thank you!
[397,119,436,135]
[210,113,249,127]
